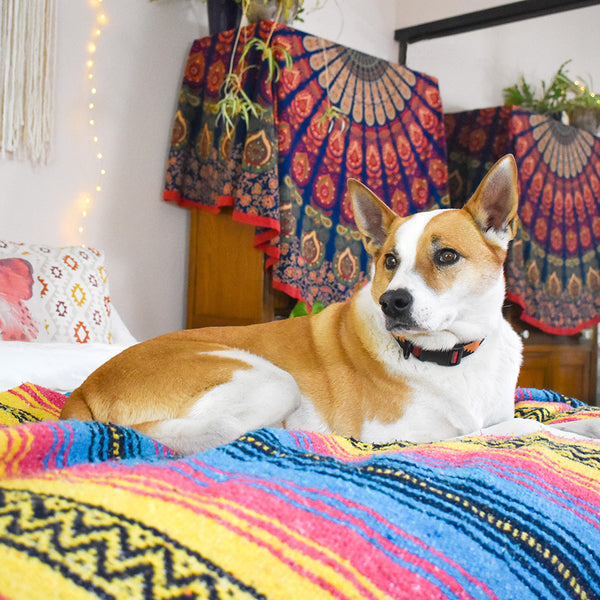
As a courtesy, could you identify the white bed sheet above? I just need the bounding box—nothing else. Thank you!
[0,308,137,394]
[0,341,133,394]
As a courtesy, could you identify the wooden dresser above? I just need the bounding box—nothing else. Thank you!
[505,306,597,405]
[186,208,293,329]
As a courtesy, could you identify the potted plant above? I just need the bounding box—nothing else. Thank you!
[244,0,303,24]
[503,61,600,134]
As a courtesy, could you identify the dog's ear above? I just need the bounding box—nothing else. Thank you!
[463,154,519,248]
[348,179,397,255]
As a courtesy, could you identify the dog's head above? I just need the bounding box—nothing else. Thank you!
[348,155,519,347]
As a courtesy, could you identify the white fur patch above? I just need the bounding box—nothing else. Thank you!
[360,316,522,444]
[149,350,303,455]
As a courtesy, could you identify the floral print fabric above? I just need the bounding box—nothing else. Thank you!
[445,106,600,335]
[164,22,448,307]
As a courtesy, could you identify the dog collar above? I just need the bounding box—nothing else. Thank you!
[392,336,484,367]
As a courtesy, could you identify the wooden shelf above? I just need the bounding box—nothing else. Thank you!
[394,0,600,64]
[186,208,273,328]
[186,208,294,328]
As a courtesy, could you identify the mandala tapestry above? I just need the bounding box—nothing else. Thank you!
[445,106,600,335]
[164,22,449,307]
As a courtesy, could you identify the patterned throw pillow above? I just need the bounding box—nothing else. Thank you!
[0,241,112,343]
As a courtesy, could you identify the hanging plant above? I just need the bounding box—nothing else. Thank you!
[211,0,339,137]
[214,17,294,136]
[243,0,304,24]
[152,0,341,136]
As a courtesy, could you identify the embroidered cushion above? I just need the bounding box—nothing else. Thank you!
[0,240,112,343]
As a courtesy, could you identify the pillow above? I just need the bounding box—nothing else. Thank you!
[0,240,112,344]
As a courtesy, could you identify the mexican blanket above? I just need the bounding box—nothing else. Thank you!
[1,383,600,599]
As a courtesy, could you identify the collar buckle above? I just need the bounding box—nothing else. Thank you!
[449,344,465,366]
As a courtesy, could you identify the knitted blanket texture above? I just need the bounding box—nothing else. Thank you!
[0,383,599,599]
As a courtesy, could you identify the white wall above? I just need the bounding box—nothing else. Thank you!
[396,1,600,113]
[8,1,594,341]
[300,0,398,62]
[0,0,399,342]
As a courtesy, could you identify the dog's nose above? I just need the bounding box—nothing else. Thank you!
[379,289,413,318]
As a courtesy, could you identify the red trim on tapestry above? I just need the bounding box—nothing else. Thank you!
[272,279,306,303]
[506,292,600,336]
[230,210,280,235]
[164,190,281,264]
[215,195,235,207]
[163,190,220,214]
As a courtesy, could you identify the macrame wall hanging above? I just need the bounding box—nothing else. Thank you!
[0,0,57,166]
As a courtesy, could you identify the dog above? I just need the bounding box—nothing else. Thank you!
[61,155,525,454]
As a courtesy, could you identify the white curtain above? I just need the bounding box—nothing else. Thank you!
[0,0,57,165]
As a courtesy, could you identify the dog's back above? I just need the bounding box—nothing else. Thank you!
[62,155,523,454]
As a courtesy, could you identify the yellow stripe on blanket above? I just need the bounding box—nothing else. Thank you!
[0,383,64,425]
[0,546,90,600]
[1,474,386,600]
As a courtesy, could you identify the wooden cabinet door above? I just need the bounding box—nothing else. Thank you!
[518,344,595,404]
[187,208,274,328]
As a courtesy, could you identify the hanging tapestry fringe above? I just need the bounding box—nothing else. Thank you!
[0,0,57,166]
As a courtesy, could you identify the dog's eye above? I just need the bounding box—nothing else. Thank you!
[384,254,398,270]
[434,248,460,266]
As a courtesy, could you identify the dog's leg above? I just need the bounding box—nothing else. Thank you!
[135,350,302,455]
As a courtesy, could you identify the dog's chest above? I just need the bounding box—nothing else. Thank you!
[355,329,520,444]
[356,367,476,443]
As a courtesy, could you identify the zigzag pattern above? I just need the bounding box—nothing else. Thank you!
[0,489,264,600]
[0,402,35,424]
[1,385,600,599]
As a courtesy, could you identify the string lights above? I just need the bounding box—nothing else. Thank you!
[573,79,600,106]
[78,0,107,244]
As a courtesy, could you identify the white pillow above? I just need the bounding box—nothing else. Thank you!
[0,240,113,344]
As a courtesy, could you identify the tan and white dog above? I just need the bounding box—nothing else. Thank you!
[61,155,525,454]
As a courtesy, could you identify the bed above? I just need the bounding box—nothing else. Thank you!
[1,240,600,599]
[0,384,600,599]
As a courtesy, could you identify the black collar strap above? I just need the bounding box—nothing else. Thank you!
[392,336,484,367]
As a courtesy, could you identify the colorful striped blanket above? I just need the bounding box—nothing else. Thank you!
[0,383,599,599]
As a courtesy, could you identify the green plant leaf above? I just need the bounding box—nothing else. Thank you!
[289,300,325,318]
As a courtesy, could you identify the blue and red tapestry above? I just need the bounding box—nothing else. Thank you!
[445,106,600,335]
[164,22,448,307]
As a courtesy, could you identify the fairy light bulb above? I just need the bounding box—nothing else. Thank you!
[76,1,108,245]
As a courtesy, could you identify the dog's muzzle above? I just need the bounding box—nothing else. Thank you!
[379,289,418,330]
